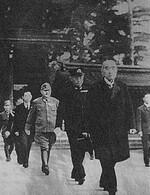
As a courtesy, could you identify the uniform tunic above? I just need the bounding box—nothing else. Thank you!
[56,81,89,180]
[25,96,59,150]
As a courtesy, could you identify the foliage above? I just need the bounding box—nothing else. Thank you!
[132,3,150,66]
[67,0,131,64]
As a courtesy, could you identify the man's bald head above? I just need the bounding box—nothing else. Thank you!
[101,59,118,81]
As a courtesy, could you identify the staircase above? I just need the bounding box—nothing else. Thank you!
[54,133,143,150]
[128,134,142,149]
[0,133,142,150]
[53,132,142,150]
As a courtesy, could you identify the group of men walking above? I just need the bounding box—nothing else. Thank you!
[0,88,33,168]
[0,59,137,195]
[52,59,135,195]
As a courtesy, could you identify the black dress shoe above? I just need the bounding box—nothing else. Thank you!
[104,187,117,193]
[17,159,23,165]
[6,157,11,162]
[77,178,85,185]
[42,165,49,175]
[109,192,116,195]
[23,163,28,168]
[145,164,150,167]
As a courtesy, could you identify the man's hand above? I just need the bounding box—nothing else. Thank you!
[25,129,30,136]
[138,131,143,137]
[5,131,10,138]
[129,129,137,134]
[82,132,88,137]
[15,132,19,136]
[54,127,62,136]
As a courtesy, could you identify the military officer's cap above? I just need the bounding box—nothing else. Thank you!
[69,67,84,77]
[40,82,51,91]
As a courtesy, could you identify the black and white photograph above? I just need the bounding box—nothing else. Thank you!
[0,0,150,194]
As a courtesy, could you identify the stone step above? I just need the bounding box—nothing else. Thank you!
[34,134,143,150]
[128,134,142,149]
[0,133,142,150]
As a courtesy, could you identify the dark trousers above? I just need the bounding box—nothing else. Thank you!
[99,147,117,192]
[142,134,150,165]
[67,132,86,180]
[21,132,33,165]
[14,136,22,164]
[3,137,14,159]
[15,132,33,165]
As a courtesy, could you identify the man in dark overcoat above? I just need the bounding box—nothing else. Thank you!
[56,67,89,185]
[86,59,135,195]
[13,87,33,168]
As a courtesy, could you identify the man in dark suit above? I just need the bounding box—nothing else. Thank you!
[13,87,33,168]
[137,93,150,167]
[86,59,135,195]
[56,67,89,185]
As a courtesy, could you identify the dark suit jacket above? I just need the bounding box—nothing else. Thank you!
[56,80,89,138]
[137,104,150,134]
[86,78,135,162]
[13,103,31,136]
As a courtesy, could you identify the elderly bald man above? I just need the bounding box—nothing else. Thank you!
[86,59,135,195]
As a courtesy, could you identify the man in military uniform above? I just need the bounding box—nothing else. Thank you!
[25,83,59,175]
[56,67,89,185]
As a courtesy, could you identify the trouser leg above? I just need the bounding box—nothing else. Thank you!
[70,146,86,181]
[47,144,52,164]
[142,135,150,165]
[26,137,32,164]
[100,160,117,191]
[21,133,32,166]
[40,147,51,166]
[67,133,86,180]
[40,148,49,175]
[4,142,10,160]
[39,132,55,175]
[8,142,14,156]
[15,138,23,164]
[99,147,117,193]
[41,149,48,166]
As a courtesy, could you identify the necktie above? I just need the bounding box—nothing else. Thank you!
[108,83,113,89]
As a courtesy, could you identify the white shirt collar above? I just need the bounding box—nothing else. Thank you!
[104,77,114,88]
[144,103,150,108]
[24,102,30,109]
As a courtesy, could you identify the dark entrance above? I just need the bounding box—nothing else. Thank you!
[13,42,50,100]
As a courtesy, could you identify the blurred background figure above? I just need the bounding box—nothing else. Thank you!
[0,100,14,161]
[137,93,150,167]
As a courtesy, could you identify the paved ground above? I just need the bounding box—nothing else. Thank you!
[0,145,150,195]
